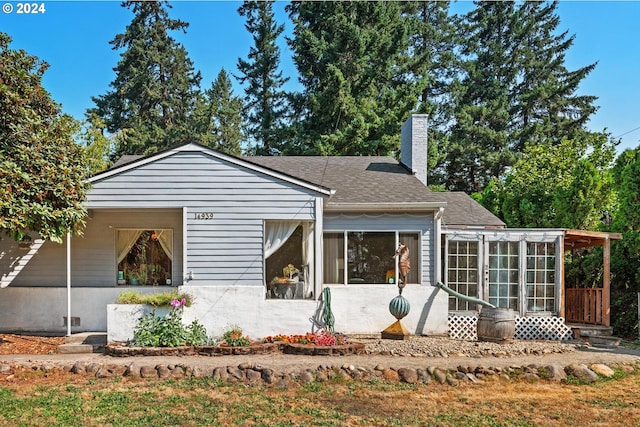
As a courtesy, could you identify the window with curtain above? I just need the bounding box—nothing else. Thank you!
[117,229,173,286]
[323,231,420,285]
[264,221,314,300]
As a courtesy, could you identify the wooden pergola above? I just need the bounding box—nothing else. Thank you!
[562,229,623,327]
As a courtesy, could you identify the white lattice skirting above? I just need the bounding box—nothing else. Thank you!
[448,314,573,341]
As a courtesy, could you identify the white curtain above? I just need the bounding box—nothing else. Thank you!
[117,230,142,264]
[264,221,300,259]
[156,230,173,261]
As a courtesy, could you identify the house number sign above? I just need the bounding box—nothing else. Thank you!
[194,212,214,220]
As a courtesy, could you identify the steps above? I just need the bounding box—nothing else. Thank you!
[58,332,106,354]
[567,324,621,348]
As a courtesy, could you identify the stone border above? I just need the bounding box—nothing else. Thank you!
[1,359,637,389]
[104,341,365,357]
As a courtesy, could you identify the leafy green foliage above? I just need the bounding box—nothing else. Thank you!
[610,148,640,337]
[439,1,598,193]
[222,325,251,347]
[132,304,209,347]
[479,132,616,230]
[0,33,89,243]
[116,289,193,307]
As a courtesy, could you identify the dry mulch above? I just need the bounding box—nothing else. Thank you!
[0,334,63,355]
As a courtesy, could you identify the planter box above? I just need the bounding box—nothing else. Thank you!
[107,304,170,344]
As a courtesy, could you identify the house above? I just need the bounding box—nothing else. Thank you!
[0,115,620,340]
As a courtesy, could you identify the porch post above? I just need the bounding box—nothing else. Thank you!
[558,236,565,319]
[66,231,71,336]
[603,236,611,327]
[315,197,324,296]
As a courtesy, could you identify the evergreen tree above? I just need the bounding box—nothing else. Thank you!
[402,1,459,181]
[90,0,201,157]
[0,33,89,243]
[445,1,521,193]
[286,1,418,156]
[195,69,243,155]
[236,0,289,155]
[441,1,598,193]
[512,1,597,150]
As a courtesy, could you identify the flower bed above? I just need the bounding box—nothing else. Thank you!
[105,330,364,357]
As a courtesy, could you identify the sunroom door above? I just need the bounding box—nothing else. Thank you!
[484,241,520,312]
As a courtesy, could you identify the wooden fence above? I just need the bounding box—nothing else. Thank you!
[565,288,603,325]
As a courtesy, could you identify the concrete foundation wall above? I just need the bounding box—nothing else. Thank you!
[181,284,448,340]
[0,287,169,334]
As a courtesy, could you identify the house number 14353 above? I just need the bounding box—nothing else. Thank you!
[194,212,214,220]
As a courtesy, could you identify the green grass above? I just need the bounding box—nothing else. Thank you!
[1,369,640,426]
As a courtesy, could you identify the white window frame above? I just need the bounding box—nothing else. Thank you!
[323,230,422,286]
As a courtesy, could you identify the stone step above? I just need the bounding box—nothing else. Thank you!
[567,324,614,338]
[587,335,622,348]
[58,332,106,354]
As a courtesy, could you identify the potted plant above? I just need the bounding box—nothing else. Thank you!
[126,269,140,286]
[282,264,299,283]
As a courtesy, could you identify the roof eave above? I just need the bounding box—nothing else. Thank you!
[324,202,446,212]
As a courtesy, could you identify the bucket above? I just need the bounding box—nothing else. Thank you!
[477,307,516,343]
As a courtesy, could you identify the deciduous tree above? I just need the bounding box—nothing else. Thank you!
[0,33,88,243]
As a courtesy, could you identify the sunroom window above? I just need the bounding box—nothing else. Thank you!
[117,229,173,286]
[446,240,479,311]
[526,242,556,312]
[264,221,314,300]
[323,231,419,285]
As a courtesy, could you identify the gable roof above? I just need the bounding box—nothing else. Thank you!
[97,143,505,227]
[89,143,333,197]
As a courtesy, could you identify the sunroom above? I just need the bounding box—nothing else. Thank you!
[442,228,621,340]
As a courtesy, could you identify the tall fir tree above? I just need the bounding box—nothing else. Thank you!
[195,69,243,155]
[286,1,418,156]
[441,1,598,193]
[511,1,597,150]
[236,0,289,155]
[402,1,459,183]
[90,0,201,157]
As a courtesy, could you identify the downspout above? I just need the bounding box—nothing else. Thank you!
[435,281,496,308]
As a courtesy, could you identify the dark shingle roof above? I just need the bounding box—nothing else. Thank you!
[245,156,505,227]
[435,192,506,227]
[245,156,436,205]
[106,147,505,227]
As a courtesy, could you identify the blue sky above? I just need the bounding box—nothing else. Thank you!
[2,1,639,153]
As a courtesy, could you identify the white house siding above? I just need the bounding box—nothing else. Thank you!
[87,151,320,288]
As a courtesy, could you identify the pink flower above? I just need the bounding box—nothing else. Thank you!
[181,298,187,307]
[170,299,181,308]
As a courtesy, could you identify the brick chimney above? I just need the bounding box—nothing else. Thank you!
[400,114,428,186]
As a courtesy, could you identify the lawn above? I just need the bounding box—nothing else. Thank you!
[1,366,640,426]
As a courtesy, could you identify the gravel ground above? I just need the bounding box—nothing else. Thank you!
[3,336,639,374]
[359,336,577,358]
